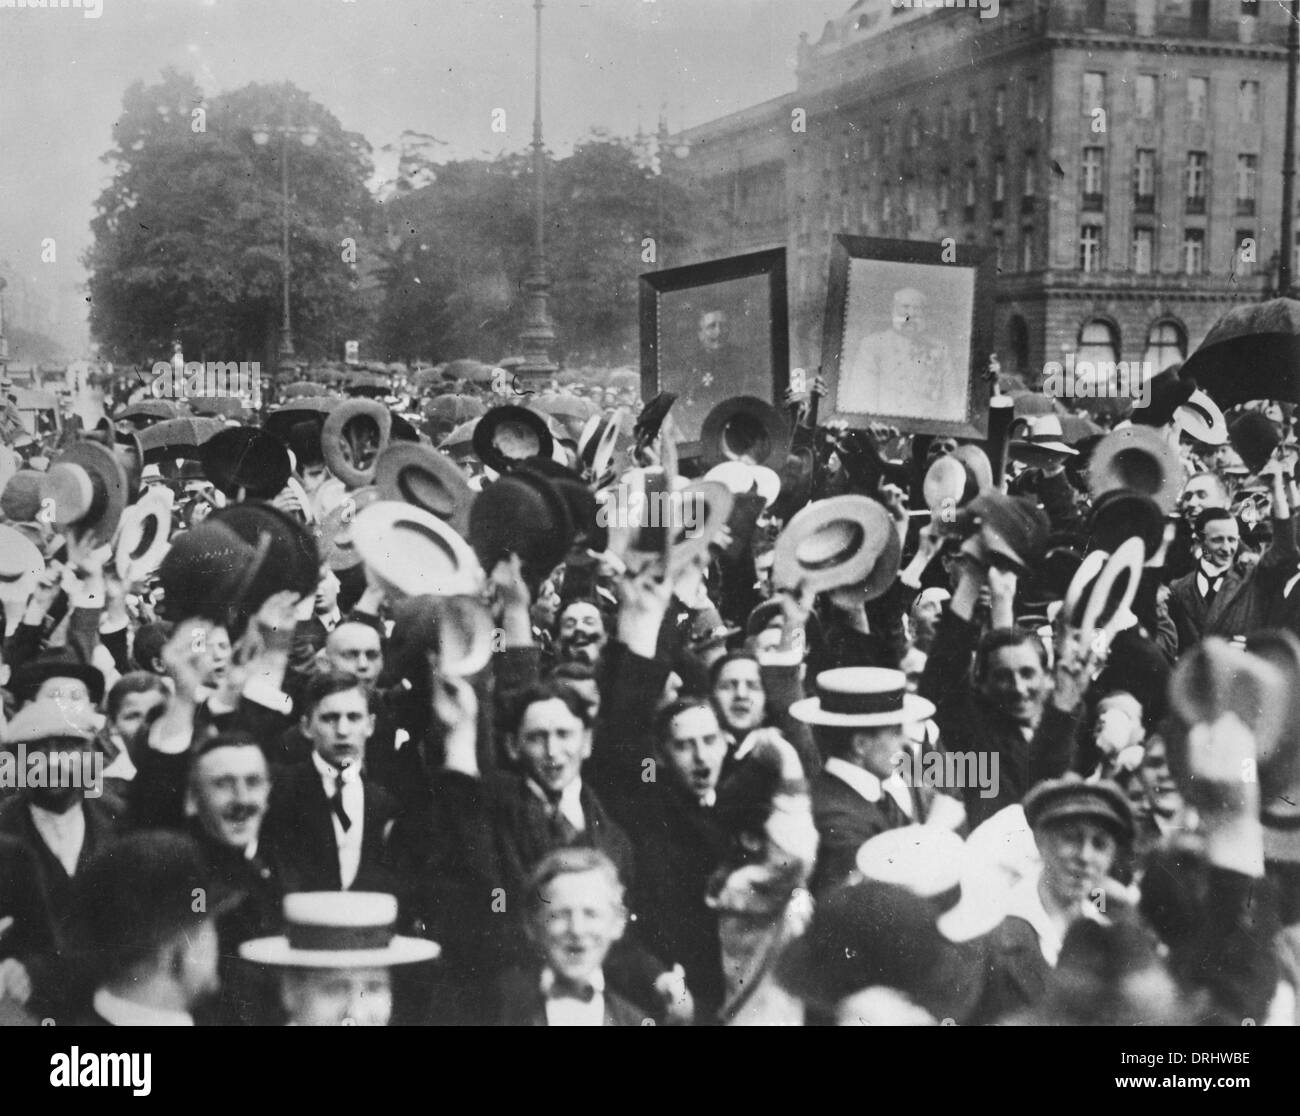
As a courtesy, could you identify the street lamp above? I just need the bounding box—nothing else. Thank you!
[517,0,557,382]
[253,118,320,369]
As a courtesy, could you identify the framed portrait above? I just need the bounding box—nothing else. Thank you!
[640,248,788,457]
[821,235,995,439]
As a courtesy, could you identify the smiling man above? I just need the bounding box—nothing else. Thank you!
[1168,508,1242,649]
[555,599,609,667]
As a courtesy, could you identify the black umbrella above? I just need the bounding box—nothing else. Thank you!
[1181,298,1300,408]
[138,417,225,463]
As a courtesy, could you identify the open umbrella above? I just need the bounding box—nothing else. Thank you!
[114,399,184,428]
[281,381,328,399]
[138,417,225,462]
[1181,298,1300,407]
[188,396,246,419]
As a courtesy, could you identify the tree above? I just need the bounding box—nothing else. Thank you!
[85,71,377,368]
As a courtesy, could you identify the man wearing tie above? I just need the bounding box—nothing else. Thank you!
[1167,508,1241,651]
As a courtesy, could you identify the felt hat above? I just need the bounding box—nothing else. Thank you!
[1010,414,1078,460]
[240,892,439,969]
[468,470,574,576]
[316,486,381,572]
[773,495,900,598]
[374,442,472,536]
[199,427,292,501]
[1228,410,1283,475]
[1022,774,1135,842]
[1087,490,1167,557]
[212,501,320,604]
[322,399,393,489]
[699,396,790,471]
[472,405,554,474]
[386,593,494,680]
[352,501,483,599]
[790,666,935,727]
[962,492,1049,572]
[114,485,174,584]
[1089,425,1183,514]
[514,459,604,553]
[10,649,106,707]
[263,397,338,445]
[39,440,129,546]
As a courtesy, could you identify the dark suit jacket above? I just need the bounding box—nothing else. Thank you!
[260,761,400,896]
[1168,566,1241,652]
[0,833,55,963]
[494,967,648,1026]
[809,768,906,896]
[966,916,1051,1025]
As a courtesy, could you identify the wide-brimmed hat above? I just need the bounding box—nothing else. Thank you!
[39,440,129,546]
[699,396,790,471]
[0,524,43,633]
[473,405,554,474]
[1089,425,1183,514]
[1010,414,1078,460]
[704,460,781,509]
[1,698,98,748]
[316,487,381,571]
[962,492,1049,572]
[1022,775,1135,842]
[666,479,735,573]
[322,399,393,489]
[200,427,291,501]
[772,495,900,598]
[386,593,494,679]
[114,485,174,584]
[514,459,603,552]
[468,470,574,576]
[374,442,472,536]
[1087,490,1166,557]
[239,892,439,969]
[575,409,624,484]
[11,649,106,707]
[790,666,935,727]
[1228,410,1282,475]
[1060,538,1144,634]
[263,397,338,444]
[353,501,483,599]
[213,501,320,604]
[1175,389,1228,446]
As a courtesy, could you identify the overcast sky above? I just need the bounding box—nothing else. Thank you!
[0,0,847,354]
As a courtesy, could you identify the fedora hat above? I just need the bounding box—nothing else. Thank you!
[469,470,574,577]
[1010,414,1078,460]
[322,399,392,489]
[1175,389,1228,446]
[240,892,439,969]
[1089,425,1183,514]
[39,440,128,546]
[1242,630,1300,863]
[790,667,935,727]
[11,649,105,707]
[962,492,1049,572]
[317,486,381,572]
[386,593,495,680]
[200,427,291,501]
[0,524,43,634]
[1228,410,1282,475]
[1087,489,1166,557]
[473,405,554,474]
[773,495,900,598]
[699,396,790,471]
[515,459,604,553]
[114,485,174,584]
[374,442,472,536]
[666,479,735,574]
[353,501,483,599]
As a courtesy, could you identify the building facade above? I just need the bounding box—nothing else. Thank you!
[667,0,1291,394]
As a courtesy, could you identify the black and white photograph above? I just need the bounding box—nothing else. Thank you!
[0,0,1295,1071]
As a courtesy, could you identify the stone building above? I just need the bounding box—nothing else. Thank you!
[667,0,1291,394]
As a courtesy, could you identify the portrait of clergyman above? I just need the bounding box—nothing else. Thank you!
[836,259,975,425]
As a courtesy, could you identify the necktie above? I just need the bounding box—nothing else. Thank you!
[547,800,577,846]
[1203,571,1223,605]
[546,976,596,1003]
[330,770,352,832]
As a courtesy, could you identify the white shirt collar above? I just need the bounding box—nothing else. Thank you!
[1004,868,1106,968]
[318,606,342,631]
[824,757,913,819]
[311,750,359,785]
[93,987,194,1027]
[540,967,606,1027]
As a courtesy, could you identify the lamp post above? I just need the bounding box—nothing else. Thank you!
[253,117,320,372]
[1280,0,1300,298]
[517,0,557,383]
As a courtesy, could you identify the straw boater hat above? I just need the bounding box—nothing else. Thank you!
[114,484,174,584]
[373,442,472,536]
[240,893,439,969]
[352,501,482,600]
[772,495,900,598]
[790,667,935,727]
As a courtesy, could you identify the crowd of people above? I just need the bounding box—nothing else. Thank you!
[0,349,1297,1027]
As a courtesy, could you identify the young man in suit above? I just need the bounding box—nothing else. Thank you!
[73,831,220,1026]
[1167,507,1242,651]
[261,671,400,896]
[497,847,647,1026]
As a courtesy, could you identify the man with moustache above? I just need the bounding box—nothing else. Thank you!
[554,598,609,667]
[845,288,958,420]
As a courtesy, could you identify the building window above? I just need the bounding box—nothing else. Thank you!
[1190,0,1210,37]
[995,87,1006,128]
[1188,77,1209,122]
[993,230,1005,271]
[964,162,977,222]
[1144,321,1186,371]
[1022,226,1035,270]
[1084,72,1106,115]
[1085,0,1107,28]
[1134,148,1156,211]
[1183,228,1205,275]
[1026,76,1040,122]
[1023,151,1037,199]
[1136,75,1156,119]
[967,101,978,136]
[1242,1,1260,16]
[938,171,951,224]
[1133,227,1154,275]
[1237,155,1258,216]
[993,157,1006,217]
[1186,152,1208,213]
[1080,225,1103,273]
[1082,147,1105,209]
[1079,320,1120,369]
[1235,229,1256,276]
[940,102,951,141]
[1239,81,1260,126]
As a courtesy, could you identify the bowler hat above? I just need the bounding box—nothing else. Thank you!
[1087,490,1166,557]
[352,501,482,599]
[200,427,291,501]
[1228,410,1282,475]
[322,399,392,489]
[515,459,603,552]
[772,495,900,598]
[469,470,574,576]
[1022,775,1135,842]
[699,396,789,471]
[211,501,321,608]
[39,440,128,545]
[963,491,1049,572]
[157,519,261,623]
[11,649,106,707]
[473,405,554,474]
[374,442,472,536]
